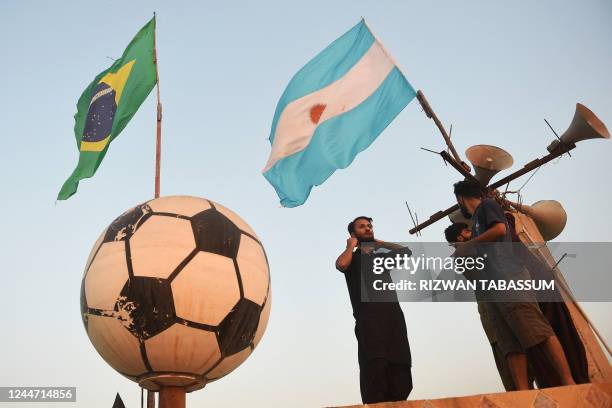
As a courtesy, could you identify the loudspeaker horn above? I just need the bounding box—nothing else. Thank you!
[510,200,567,241]
[547,103,610,152]
[465,145,514,185]
[448,208,473,228]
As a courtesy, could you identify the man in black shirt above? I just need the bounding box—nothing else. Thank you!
[335,216,413,404]
[453,180,576,390]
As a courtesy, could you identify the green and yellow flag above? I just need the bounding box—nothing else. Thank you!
[58,17,157,200]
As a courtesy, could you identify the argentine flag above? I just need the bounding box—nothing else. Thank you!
[263,19,416,207]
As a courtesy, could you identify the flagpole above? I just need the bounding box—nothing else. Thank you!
[361,19,470,173]
[416,90,470,172]
[153,12,162,199]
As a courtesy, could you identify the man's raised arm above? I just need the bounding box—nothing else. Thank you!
[336,236,358,272]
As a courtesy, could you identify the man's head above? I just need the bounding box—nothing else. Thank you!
[444,222,472,243]
[453,180,483,219]
[347,216,374,242]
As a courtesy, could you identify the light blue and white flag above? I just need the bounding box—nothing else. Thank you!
[263,19,416,207]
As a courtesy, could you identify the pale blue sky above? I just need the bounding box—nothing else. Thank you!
[1,1,611,407]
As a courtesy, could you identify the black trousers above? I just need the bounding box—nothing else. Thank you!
[359,358,413,404]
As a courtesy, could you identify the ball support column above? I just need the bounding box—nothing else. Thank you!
[147,390,155,408]
[158,387,186,408]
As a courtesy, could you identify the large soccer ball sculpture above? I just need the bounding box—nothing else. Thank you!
[80,196,271,391]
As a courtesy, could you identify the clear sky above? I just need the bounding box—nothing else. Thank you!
[1,1,611,407]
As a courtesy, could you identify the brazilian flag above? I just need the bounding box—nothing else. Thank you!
[58,17,157,200]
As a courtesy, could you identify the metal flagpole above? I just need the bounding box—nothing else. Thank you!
[147,390,155,408]
[153,12,162,199]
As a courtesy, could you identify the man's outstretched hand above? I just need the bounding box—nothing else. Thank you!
[374,239,404,251]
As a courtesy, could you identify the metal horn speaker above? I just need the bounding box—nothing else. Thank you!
[465,145,514,185]
[516,200,567,241]
[448,208,473,228]
[547,103,610,152]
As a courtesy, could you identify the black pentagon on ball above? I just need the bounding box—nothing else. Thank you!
[103,203,153,243]
[80,279,88,330]
[115,276,176,340]
[191,209,242,258]
[217,298,262,356]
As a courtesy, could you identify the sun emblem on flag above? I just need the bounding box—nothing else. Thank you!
[309,103,327,124]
